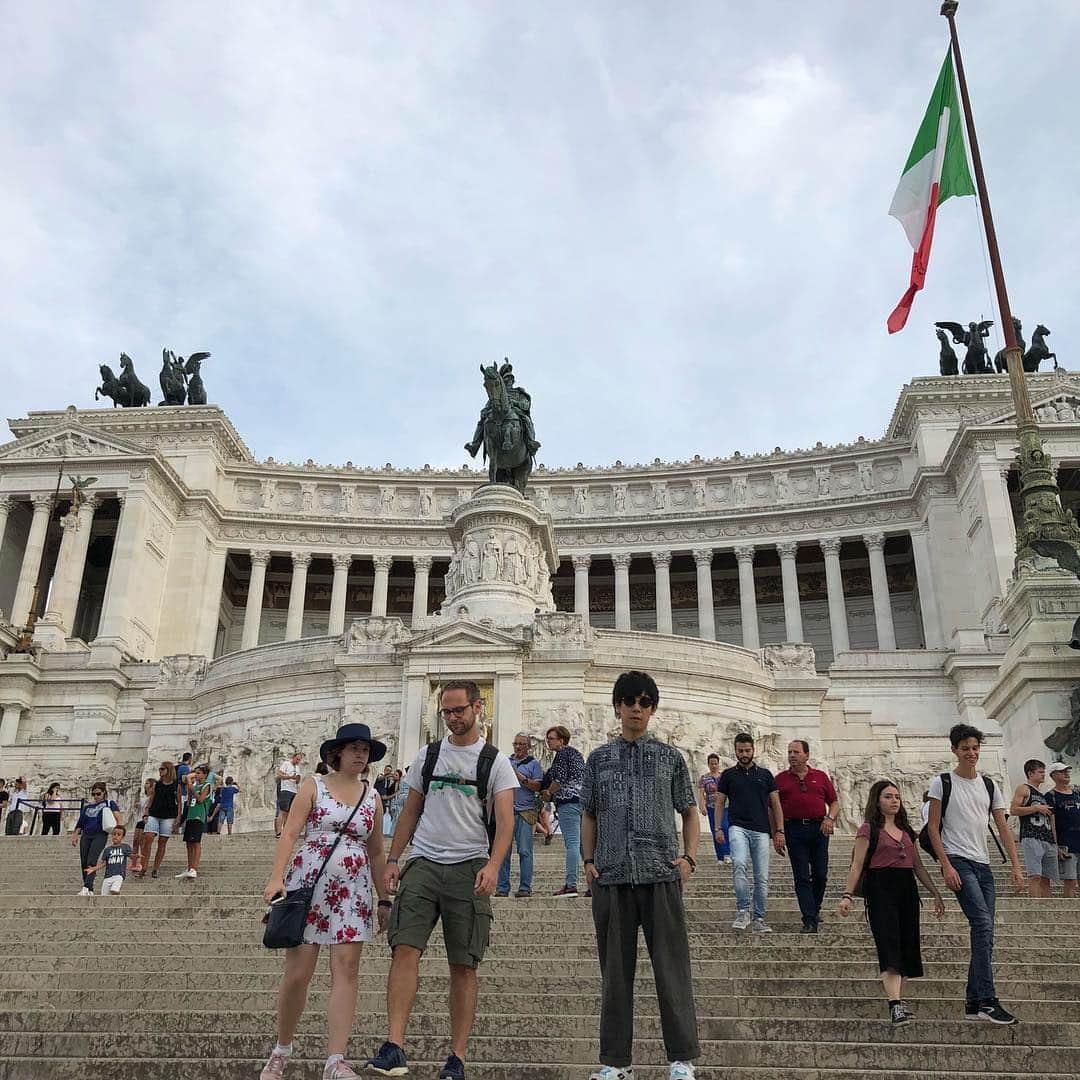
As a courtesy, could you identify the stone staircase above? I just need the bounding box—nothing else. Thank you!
[0,832,1078,1079]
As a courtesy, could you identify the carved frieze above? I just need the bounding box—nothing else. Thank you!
[157,654,210,688]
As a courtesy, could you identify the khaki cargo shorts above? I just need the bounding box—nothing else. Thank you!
[388,856,493,968]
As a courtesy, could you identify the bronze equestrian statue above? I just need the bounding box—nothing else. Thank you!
[465,360,539,495]
[1023,325,1057,372]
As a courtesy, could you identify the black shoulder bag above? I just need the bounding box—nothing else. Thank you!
[263,781,368,950]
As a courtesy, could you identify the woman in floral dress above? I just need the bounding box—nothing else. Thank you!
[261,723,391,1080]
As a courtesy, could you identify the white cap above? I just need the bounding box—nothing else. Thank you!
[1048,762,1071,774]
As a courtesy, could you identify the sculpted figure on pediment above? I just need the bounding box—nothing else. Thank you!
[774,471,789,502]
[858,461,875,493]
[612,484,627,514]
[732,475,747,505]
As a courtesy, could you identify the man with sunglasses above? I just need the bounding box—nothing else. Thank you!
[775,740,840,933]
[581,670,700,1080]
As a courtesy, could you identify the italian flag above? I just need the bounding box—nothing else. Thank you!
[886,49,975,333]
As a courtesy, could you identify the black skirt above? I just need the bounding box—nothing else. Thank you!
[864,866,923,978]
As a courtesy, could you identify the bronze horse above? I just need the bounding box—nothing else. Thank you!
[1023,325,1057,372]
[474,362,533,494]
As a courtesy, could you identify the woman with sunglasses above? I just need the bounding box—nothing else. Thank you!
[72,783,123,896]
[139,761,181,878]
[837,780,945,1024]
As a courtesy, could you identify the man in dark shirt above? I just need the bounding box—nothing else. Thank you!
[715,734,783,933]
[582,670,700,1080]
[540,725,587,897]
[775,740,840,933]
[1047,762,1080,898]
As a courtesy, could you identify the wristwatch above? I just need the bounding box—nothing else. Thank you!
[386,857,399,865]
[583,858,595,867]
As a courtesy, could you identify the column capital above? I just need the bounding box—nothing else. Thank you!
[909,522,929,540]
[0,495,13,513]
[862,532,886,552]
[820,536,843,557]
[290,551,312,569]
[776,540,799,560]
[651,550,673,568]
[373,554,393,572]
[611,552,633,570]
[250,548,271,568]
[692,547,714,567]
[31,493,53,512]
[571,553,592,572]
[412,554,433,573]
[77,493,101,515]
[332,553,353,572]
[733,544,755,564]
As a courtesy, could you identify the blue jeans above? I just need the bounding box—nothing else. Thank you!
[785,820,830,927]
[706,805,730,861]
[951,855,997,1003]
[498,812,536,893]
[729,825,770,918]
[556,801,582,888]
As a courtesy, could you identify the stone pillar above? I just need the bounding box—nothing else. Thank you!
[0,496,12,554]
[329,554,352,635]
[612,552,632,631]
[372,554,392,617]
[735,545,760,650]
[0,703,22,747]
[777,541,804,643]
[43,496,99,633]
[11,495,53,627]
[285,551,311,641]
[412,555,432,626]
[195,547,228,657]
[910,524,945,649]
[572,554,591,622]
[863,532,897,651]
[652,551,673,635]
[693,548,715,641]
[241,549,270,650]
[821,537,851,655]
[95,493,148,649]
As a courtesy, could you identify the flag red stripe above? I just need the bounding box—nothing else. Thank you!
[887,181,941,334]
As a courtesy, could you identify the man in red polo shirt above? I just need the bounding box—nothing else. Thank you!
[775,740,840,933]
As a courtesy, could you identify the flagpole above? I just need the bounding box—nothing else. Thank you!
[940,1,1080,567]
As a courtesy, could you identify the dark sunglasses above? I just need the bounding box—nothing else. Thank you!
[617,694,655,709]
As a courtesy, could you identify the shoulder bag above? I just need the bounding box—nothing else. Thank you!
[263,781,368,950]
[100,803,118,831]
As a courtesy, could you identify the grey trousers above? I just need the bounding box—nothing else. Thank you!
[591,880,700,1067]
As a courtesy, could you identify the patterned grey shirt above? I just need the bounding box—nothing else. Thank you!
[582,734,695,886]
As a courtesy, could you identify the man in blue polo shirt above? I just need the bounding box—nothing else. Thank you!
[497,733,545,897]
[715,733,783,933]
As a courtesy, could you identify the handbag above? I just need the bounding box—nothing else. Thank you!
[100,804,118,831]
[263,782,368,950]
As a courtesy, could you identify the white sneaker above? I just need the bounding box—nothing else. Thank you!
[751,917,773,934]
[77,887,91,897]
[175,868,197,879]
[589,1068,633,1080]
[732,909,751,930]
[669,1064,695,1080]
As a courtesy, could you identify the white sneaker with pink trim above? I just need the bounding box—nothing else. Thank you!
[322,1061,359,1079]
[259,1050,289,1079]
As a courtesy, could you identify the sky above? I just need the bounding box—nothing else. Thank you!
[3,1,1078,472]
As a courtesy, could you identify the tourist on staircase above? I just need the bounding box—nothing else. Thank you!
[539,724,587,897]
[83,823,134,895]
[4,776,31,835]
[40,781,64,836]
[775,740,840,933]
[175,764,213,880]
[218,775,241,837]
[581,670,700,1080]
[927,723,1025,1025]
[261,722,390,1080]
[364,680,516,1080]
[1046,762,1080,897]
[139,761,181,878]
[1010,759,1059,899]
[837,780,945,1024]
[71,782,123,895]
[276,752,305,839]
[132,777,153,856]
[496,733,544,898]
[715,734,784,933]
[697,754,729,864]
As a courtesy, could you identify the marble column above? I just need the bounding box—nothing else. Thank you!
[11,495,53,627]
[612,552,632,631]
[285,551,311,641]
[195,546,228,657]
[820,537,850,655]
[735,545,760,650]
[572,554,591,622]
[44,495,99,633]
[328,554,352,635]
[372,554,392,617]
[412,555,432,626]
[652,551,673,635]
[0,495,12,555]
[0,703,22,747]
[693,548,715,641]
[96,493,150,650]
[863,533,897,651]
[241,549,270,650]
[909,524,945,649]
[777,541,804,643]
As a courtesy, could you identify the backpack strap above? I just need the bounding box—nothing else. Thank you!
[420,740,442,796]
[866,824,880,864]
[476,742,499,804]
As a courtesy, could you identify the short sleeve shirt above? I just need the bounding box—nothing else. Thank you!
[218,786,239,811]
[76,800,121,835]
[717,764,776,834]
[1047,787,1080,853]
[279,761,301,795]
[698,773,721,809]
[509,756,544,813]
[856,823,915,869]
[929,772,1007,865]
[775,767,838,820]
[102,843,132,878]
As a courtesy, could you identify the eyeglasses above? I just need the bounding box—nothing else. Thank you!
[439,705,473,720]
[616,695,655,709]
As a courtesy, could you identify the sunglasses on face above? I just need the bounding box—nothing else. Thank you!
[439,705,473,720]
[617,695,655,710]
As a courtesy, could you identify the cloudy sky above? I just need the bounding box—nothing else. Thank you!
[3,1,1077,471]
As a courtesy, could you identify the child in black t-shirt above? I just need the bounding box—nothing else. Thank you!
[85,826,133,895]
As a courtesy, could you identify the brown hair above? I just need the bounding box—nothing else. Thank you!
[158,761,176,785]
[546,725,571,745]
[862,780,916,838]
[440,679,480,703]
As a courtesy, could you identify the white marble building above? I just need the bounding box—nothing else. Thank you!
[2,373,1080,828]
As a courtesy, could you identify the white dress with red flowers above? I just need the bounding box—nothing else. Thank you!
[285,775,379,945]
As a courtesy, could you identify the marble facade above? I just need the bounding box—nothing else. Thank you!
[3,375,1080,829]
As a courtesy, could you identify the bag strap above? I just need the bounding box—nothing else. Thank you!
[866,824,880,863]
[308,780,368,892]
[420,741,442,795]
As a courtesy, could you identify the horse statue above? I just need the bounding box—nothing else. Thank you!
[117,353,151,406]
[1023,325,1057,372]
[95,364,125,406]
[184,352,210,405]
[158,349,188,405]
[466,362,534,494]
[993,317,1025,374]
[935,328,959,376]
[935,320,994,374]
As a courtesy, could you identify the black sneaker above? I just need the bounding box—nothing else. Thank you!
[964,1001,980,1021]
[977,999,1018,1025]
[890,1003,911,1025]
[800,920,818,934]
[364,1040,409,1076]
[438,1054,466,1080]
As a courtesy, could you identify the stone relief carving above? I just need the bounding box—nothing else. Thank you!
[531,612,590,647]
[762,642,817,675]
[379,486,395,517]
[612,484,627,515]
[858,461,875,493]
[651,481,667,510]
[481,531,502,581]
[419,488,434,518]
[28,724,69,744]
[816,466,831,497]
[346,617,411,650]
[774,471,790,502]
[573,485,588,516]
[732,475,747,505]
[693,480,707,509]
[157,654,209,688]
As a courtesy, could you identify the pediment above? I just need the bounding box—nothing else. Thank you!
[1031,395,1080,424]
[406,617,528,652]
[0,422,148,463]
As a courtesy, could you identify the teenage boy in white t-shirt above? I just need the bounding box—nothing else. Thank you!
[927,723,1025,1025]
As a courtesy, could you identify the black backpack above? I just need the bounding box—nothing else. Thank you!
[918,772,1006,863]
[420,740,500,852]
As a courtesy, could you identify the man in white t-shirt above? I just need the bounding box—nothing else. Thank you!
[274,752,304,838]
[927,722,1024,1026]
[364,680,516,1080]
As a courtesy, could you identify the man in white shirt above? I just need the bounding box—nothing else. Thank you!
[364,680,516,1080]
[927,723,1024,1025]
[274,752,304,838]
[4,777,32,835]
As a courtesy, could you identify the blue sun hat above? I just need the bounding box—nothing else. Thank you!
[319,723,388,765]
